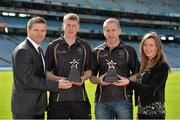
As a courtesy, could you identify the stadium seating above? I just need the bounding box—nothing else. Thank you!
[0,35,17,66]
[116,0,150,13]
[142,0,178,14]
[0,0,179,68]
[3,16,28,28]
[1,34,180,68]
[1,16,179,37]
[122,26,146,36]
[32,0,180,14]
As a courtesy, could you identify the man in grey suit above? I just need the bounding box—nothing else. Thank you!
[11,17,72,119]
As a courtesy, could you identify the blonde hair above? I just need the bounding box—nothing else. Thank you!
[139,32,170,72]
[63,13,79,23]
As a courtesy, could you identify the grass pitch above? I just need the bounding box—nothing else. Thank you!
[0,71,180,119]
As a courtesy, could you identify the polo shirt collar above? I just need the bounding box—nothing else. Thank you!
[103,40,126,50]
[60,36,80,46]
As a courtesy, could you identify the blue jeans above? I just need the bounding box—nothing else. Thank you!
[95,100,133,119]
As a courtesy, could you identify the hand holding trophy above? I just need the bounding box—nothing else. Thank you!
[97,73,110,86]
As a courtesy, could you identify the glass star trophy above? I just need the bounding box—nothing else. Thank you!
[104,59,118,83]
[68,59,81,82]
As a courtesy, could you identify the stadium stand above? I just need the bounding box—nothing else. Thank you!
[0,0,180,69]
[0,35,17,66]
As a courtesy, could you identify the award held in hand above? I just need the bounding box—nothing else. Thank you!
[104,59,118,83]
[68,59,81,82]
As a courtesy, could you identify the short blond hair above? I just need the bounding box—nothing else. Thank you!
[63,13,79,23]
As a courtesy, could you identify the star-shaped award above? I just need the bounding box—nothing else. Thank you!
[68,59,81,82]
[69,59,80,68]
[106,60,117,69]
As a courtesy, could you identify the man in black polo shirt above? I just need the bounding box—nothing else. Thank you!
[45,13,92,119]
[90,18,140,119]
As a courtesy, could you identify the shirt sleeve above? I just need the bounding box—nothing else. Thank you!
[84,41,93,71]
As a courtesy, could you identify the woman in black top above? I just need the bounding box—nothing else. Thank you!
[119,32,170,119]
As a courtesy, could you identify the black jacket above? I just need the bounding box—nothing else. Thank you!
[11,39,59,115]
[129,60,169,106]
[45,36,92,101]
[92,41,140,102]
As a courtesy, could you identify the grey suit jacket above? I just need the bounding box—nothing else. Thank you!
[11,39,58,115]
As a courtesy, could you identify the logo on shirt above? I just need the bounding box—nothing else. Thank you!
[56,50,67,54]
[99,53,108,58]
[77,47,83,55]
[118,50,125,58]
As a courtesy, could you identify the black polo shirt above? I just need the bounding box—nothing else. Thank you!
[92,41,140,102]
[45,36,92,101]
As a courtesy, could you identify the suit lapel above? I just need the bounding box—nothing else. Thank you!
[26,39,40,56]
[25,39,45,75]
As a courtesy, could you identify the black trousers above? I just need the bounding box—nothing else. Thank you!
[47,101,91,119]
[138,113,165,119]
[12,113,44,119]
